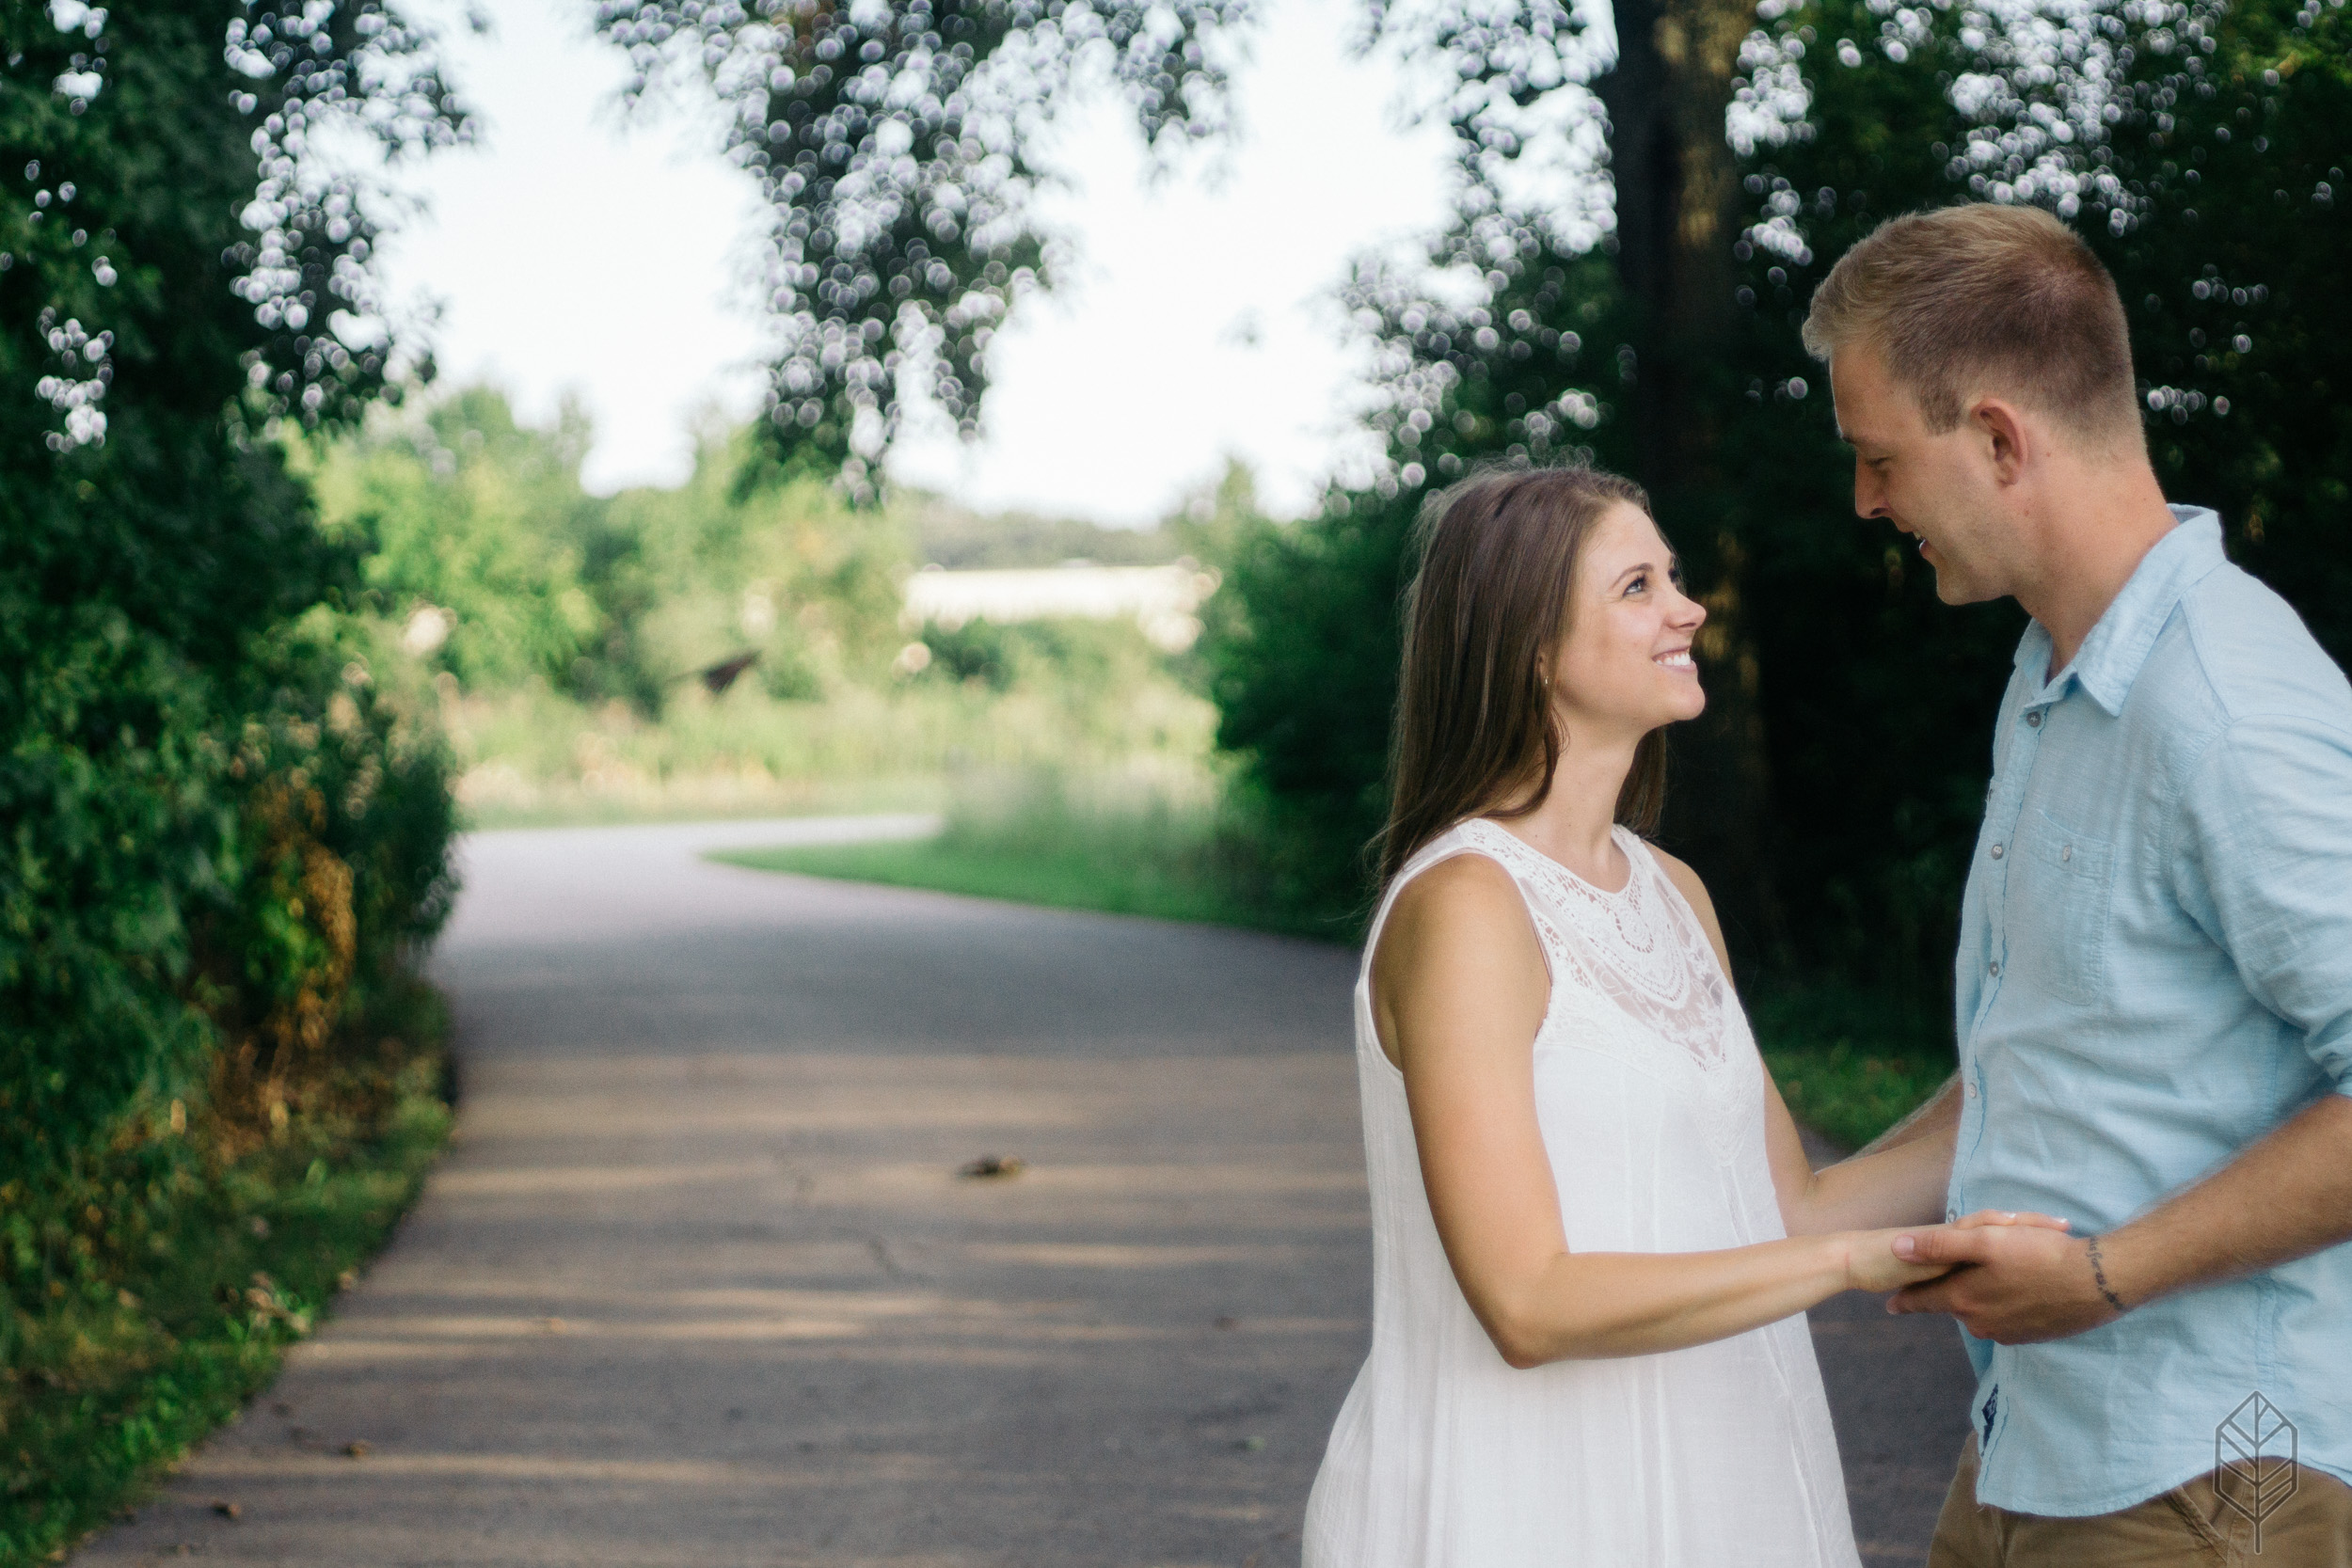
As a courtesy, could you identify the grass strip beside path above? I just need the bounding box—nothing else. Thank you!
[712,835,1274,933]
[0,991,453,1567]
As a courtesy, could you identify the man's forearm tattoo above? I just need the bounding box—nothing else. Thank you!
[2087,1236,2128,1313]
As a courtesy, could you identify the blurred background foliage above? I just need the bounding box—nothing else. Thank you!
[1203,0,2352,1026]
[303,382,1224,828]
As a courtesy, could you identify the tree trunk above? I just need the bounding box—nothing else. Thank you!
[1597,0,1788,968]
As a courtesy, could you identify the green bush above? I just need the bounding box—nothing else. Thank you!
[313,395,919,716]
[2,1,465,1540]
[1202,491,1420,935]
[0,607,230,1177]
[3,0,466,1178]
[310,390,606,693]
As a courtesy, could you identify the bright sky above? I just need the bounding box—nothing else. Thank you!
[375,0,1459,523]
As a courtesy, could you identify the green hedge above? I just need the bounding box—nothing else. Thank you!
[2,2,466,1545]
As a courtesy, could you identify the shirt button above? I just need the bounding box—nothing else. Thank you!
[2026,710,2044,728]
[1990,843,2005,861]
[1988,958,2002,978]
[2060,845,2073,863]
[1964,1082,1978,1100]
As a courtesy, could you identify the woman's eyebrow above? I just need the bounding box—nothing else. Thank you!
[1612,561,1659,585]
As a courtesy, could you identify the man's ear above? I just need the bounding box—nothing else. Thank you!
[1971,396,2032,486]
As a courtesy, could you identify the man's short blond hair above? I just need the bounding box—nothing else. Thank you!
[1802,203,2141,446]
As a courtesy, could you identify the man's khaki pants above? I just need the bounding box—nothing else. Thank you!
[1929,1435,2352,1566]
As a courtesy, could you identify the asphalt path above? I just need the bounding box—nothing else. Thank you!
[76,816,1972,1567]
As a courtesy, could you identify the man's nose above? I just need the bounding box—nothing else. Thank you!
[1853,455,1889,519]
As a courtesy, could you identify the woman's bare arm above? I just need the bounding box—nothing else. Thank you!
[1372,854,1953,1370]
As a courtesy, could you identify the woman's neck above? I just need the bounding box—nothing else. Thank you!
[1492,729,1641,890]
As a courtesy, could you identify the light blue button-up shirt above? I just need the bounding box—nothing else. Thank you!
[1950,506,2352,1517]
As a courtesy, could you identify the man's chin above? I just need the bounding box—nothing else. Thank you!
[1931,567,1995,607]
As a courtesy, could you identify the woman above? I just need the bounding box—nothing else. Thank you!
[1301,467,2059,1567]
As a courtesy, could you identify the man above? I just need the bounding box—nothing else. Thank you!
[1804,202,2352,1563]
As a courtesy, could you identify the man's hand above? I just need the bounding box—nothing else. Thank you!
[1884,1223,2122,1343]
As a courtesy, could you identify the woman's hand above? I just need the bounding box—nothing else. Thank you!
[1842,1210,2071,1293]
[1843,1227,1960,1292]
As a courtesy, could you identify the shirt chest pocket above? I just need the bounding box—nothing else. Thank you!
[2017,810,2115,1007]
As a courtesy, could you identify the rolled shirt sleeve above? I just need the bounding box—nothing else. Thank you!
[2169,716,2352,1096]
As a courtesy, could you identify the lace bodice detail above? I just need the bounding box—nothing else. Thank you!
[1453,818,1731,1074]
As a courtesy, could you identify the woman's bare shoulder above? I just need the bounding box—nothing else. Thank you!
[1384,850,1524,933]
[1375,852,1540,988]
[1373,850,1549,1067]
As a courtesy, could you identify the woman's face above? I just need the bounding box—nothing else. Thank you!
[1548,502,1708,741]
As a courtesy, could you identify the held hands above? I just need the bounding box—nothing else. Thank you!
[1841,1209,2074,1296]
[1883,1215,2129,1344]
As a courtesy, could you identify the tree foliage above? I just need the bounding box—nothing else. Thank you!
[1210,0,2352,990]
[313,390,607,691]
[2,0,463,1177]
[594,0,1245,498]
[1718,0,2352,990]
[313,388,916,712]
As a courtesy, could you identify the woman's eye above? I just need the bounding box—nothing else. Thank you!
[1625,575,1647,595]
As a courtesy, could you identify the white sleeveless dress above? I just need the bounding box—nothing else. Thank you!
[1302,819,1860,1568]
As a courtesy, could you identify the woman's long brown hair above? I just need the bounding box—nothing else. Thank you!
[1375,466,1669,887]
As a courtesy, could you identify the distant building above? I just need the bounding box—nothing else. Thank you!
[901,561,1221,652]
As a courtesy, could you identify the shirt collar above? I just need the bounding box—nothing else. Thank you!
[2014,505,2226,716]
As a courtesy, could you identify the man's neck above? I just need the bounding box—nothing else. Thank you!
[2012,463,2179,674]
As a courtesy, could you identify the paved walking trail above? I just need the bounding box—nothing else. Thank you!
[78,817,1972,1567]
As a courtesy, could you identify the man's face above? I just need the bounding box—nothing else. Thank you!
[1829,341,2015,606]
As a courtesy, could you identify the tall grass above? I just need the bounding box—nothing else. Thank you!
[445,651,1218,827]
[0,984,453,1566]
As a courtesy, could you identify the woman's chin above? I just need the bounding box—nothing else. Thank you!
[1630,698,1705,737]
[1661,683,1707,723]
